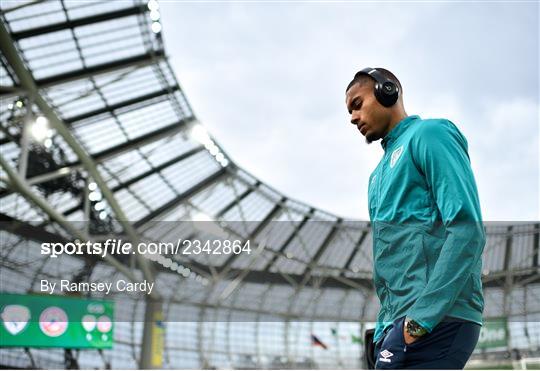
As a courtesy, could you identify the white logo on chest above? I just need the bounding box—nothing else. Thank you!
[379,349,394,363]
[390,145,404,168]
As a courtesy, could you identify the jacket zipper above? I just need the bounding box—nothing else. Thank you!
[376,149,391,331]
[376,149,390,211]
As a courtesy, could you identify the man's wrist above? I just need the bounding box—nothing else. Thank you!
[405,317,428,338]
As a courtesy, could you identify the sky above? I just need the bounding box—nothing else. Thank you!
[160,1,539,221]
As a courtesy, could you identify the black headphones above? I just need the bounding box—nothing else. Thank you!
[353,67,400,107]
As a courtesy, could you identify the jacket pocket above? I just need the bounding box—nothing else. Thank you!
[456,272,484,312]
[420,231,443,279]
[374,273,392,313]
[471,275,484,311]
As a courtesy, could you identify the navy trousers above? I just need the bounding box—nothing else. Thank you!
[373,316,480,369]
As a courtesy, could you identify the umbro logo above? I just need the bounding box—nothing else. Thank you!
[390,145,404,168]
[379,349,393,363]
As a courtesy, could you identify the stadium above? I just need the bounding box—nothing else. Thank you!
[0,1,539,369]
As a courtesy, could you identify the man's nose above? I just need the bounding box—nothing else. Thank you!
[350,111,360,125]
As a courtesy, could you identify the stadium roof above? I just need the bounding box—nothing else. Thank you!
[1,1,539,369]
[0,0,538,336]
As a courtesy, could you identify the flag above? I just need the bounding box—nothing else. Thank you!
[351,334,363,344]
[311,334,328,349]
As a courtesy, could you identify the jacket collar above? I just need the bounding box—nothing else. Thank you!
[381,115,420,150]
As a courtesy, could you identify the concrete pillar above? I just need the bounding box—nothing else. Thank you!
[140,298,164,369]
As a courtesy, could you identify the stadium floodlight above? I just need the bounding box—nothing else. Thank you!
[209,145,219,156]
[88,182,97,191]
[146,251,158,261]
[98,211,107,220]
[190,124,231,167]
[208,142,218,151]
[147,0,159,11]
[151,22,162,34]
[190,124,212,146]
[156,254,166,264]
[150,10,160,21]
[30,116,51,142]
[89,191,102,201]
[192,211,213,222]
[94,201,106,211]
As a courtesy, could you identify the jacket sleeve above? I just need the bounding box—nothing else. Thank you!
[406,119,485,332]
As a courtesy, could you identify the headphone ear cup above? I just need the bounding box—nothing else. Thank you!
[374,81,399,107]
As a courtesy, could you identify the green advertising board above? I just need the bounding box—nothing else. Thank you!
[0,293,114,349]
[477,317,508,349]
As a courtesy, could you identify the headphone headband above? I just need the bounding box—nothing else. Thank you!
[353,67,399,107]
[357,67,386,85]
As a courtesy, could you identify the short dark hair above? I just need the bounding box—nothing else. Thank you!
[346,67,402,94]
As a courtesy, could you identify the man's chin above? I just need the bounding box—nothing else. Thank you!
[365,132,378,144]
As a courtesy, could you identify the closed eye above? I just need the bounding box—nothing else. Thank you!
[348,97,362,114]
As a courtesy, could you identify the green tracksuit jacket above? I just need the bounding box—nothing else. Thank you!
[368,115,485,343]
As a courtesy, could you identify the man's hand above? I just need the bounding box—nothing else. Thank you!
[403,320,420,345]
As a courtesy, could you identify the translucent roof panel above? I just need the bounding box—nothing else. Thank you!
[1,0,537,291]
[1,2,539,369]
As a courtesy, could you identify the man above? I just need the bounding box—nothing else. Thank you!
[345,67,485,369]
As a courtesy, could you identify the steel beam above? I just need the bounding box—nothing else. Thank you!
[534,223,540,268]
[11,5,146,41]
[0,20,157,294]
[343,228,369,270]
[110,146,205,192]
[64,86,180,124]
[134,168,228,227]
[18,143,206,220]
[261,208,315,271]
[35,50,165,89]
[218,196,284,275]
[0,154,142,287]
[215,183,258,219]
[87,117,194,162]
[0,212,68,245]
[0,0,46,14]
[0,85,25,97]
[173,257,372,290]
[140,297,164,369]
[301,218,342,276]
[0,118,195,198]
[503,225,514,317]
